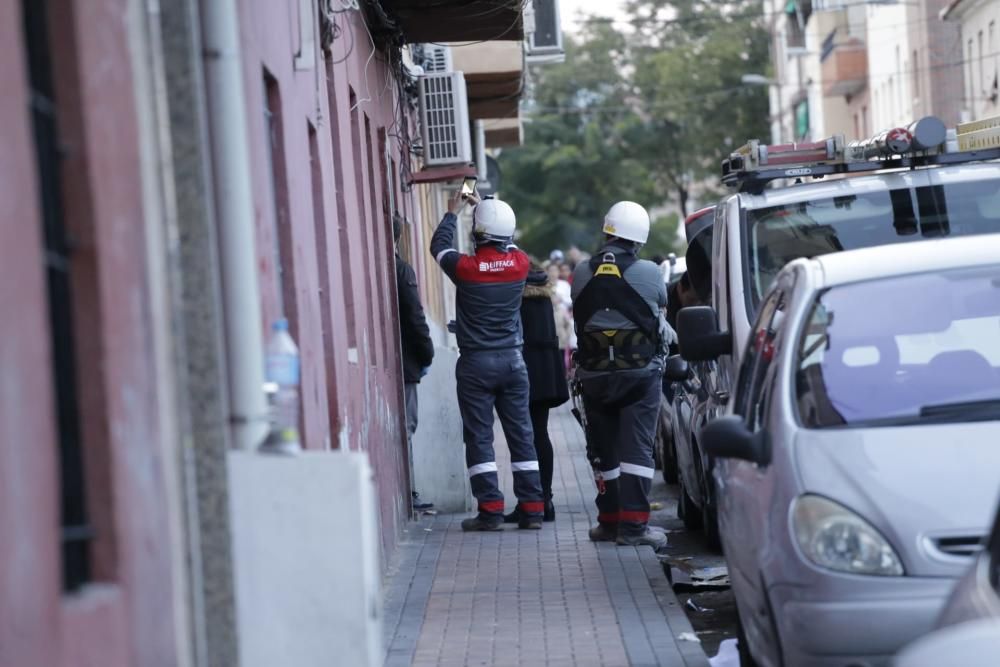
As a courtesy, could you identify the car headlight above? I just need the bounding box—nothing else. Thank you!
[792,495,904,576]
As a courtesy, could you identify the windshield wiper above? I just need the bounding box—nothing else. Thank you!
[919,399,1000,421]
[826,399,1000,429]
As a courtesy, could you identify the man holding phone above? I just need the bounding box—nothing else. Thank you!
[429,186,545,531]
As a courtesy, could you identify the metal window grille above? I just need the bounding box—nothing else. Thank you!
[529,0,562,53]
[423,77,457,160]
[263,70,288,318]
[418,73,471,166]
[820,29,836,63]
[421,45,452,73]
[22,0,93,592]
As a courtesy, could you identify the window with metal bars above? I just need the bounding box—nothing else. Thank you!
[264,68,292,322]
[22,0,93,592]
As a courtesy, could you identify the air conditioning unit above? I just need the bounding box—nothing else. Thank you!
[421,44,453,73]
[418,72,472,166]
[527,0,564,60]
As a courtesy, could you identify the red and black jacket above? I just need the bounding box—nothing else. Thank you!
[430,212,530,352]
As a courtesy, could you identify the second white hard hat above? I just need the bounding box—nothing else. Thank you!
[473,197,516,243]
[603,201,650,244]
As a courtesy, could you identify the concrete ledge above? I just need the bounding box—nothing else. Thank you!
[228,450,382,667]
[411,323,470,513]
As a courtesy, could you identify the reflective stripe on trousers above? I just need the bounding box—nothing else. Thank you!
[456,349,544,517]
[582,367,661,534]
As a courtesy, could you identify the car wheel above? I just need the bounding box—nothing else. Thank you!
[736,609,760,667]
[702,500,721,551]
[693,447,721,551]
[677,477,703,530]
[659,414,679,485]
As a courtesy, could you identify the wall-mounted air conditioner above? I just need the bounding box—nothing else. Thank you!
[418,72,473,166]
[526,0,564,62]
[421,44,453,73]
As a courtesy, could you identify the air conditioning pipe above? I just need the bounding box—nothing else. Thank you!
[201,0,269,450]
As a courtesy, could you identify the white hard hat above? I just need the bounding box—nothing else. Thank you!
[472,197,516,243]
[603,201,650,244]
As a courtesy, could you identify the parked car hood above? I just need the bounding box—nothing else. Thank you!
[794,422,1000,578]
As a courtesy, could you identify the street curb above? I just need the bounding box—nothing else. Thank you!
[639,548,712,667]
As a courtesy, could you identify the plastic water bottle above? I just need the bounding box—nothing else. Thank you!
[263,318,302,453]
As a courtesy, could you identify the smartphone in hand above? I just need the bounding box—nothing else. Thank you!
[461,176,477,199]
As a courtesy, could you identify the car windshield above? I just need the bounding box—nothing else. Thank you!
[795,265,1000,428]
[745,178,1000,311]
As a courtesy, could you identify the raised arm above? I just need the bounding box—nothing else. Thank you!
[430,212,461,282]
[429,190,476,283]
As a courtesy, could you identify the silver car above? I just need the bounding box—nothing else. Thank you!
[894,495,1000,666]
[697,235,1000,667]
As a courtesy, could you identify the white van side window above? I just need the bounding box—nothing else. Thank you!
[713,211,730,335]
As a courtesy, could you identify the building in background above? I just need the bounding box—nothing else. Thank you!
[866,0,963,130]
[818,3,870,139]
[763,0,968,143]
[942,0,1000,122]
[762,0,811,143]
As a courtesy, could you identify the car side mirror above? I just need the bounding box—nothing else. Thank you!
[664,355,690,382]
[678,306,732,362]
[700,416,770,466]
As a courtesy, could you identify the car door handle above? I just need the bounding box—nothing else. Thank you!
[712,390,730,403]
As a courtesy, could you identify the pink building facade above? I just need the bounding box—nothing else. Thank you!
[2,0,529,662]
[237,1,417,552]
[1,0,184,664]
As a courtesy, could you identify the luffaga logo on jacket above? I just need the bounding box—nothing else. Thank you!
[479,259,516,272]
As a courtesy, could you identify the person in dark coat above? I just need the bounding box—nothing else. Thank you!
[394,214,435,511]
[504,267,570,523]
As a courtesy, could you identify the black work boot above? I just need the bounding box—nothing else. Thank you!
[461,514,503,532]
[518,515,543,530]
[503,506,522,524]
[543,498,555,522]
[412,492,434,511]
[617,526,667,550]
[588,523,617,542]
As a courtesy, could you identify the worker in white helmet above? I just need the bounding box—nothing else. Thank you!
[571,201,674,550]
[429,190,545,531]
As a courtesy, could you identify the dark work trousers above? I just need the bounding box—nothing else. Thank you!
[529,404,554,500]
[456,349,544,519]
[581,367,661,536]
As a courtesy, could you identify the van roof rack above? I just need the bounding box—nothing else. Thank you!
[722,115,1000,194]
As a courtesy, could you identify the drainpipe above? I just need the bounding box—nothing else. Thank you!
[474,120,487,181]
[200,0,269,450]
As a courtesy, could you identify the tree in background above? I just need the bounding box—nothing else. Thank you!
[625,0,770,218]
[499,0,769,261]
[500,23,655,258]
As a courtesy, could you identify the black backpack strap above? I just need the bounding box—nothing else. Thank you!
[574,252,659,371]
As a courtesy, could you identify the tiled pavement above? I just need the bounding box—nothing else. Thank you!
[383,405,710,667]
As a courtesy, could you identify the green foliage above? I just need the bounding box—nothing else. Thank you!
[642,213,685,260]
[500,1,769,260]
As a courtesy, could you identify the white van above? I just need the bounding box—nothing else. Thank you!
[673,117,1000,537]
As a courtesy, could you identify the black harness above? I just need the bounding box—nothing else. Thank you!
[573,252,659,371]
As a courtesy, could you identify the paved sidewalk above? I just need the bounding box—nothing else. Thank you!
[383,405,710,667]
